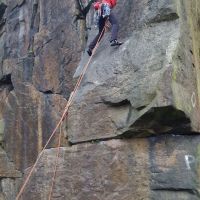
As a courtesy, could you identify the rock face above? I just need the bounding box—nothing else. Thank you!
[0,147,21,200]
[22,135,200,200]
[0,0,80,172]
[67,0,200,143]
[0,0,200,199]
[0,0,80,198]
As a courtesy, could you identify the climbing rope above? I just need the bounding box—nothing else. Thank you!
[16,21,107,200]
[48,120,63,200]
[48,88,75,200]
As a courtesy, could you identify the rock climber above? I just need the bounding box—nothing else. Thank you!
[87,0,122,56]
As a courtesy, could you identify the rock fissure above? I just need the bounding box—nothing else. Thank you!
[102,98,131,107]
[0,74,14,91]
[151,188,200,197]
[148,12,179,24]
[127,106,192,135]
[68,136,122,146]
[28,0,39,52]
[0,2,7,20]
[39,90,53,95]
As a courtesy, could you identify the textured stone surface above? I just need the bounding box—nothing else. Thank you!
[0,0,80,195]
[185,0,200,129]
[171,0,200,132]
[32,0,81,96]
[2,55,68,171]
[3,83,67,170]
[67,0,200,143]
[0,0,199,199]
[0,147,21,177]
[0,147,21,200]
[22,135,200,200]
[0,0,80,172]
[3,0,80,96]
[0,178,21,200]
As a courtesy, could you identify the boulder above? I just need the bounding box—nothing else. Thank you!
[67,0,200,143]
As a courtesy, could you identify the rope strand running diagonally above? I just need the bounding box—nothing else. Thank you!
[16,20,107,200]
[48,120,63,200]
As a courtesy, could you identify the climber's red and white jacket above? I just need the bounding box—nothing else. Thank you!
[94,0,117,10]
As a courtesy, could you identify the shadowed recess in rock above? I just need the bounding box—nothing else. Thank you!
[120,106,191,138]
[0,74,14,91]
[0,2,7,20]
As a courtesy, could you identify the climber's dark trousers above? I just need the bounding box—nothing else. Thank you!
[89,13,119,50]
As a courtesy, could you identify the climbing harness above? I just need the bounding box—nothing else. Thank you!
[16,22,107,200]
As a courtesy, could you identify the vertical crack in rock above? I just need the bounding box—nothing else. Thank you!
[0,3,7,19]
[28,0,39,52]
[0,2,7,27]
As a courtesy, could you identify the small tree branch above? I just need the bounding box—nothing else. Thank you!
[78,0,84,10]
[82,0,96,17]
[74,0,83,15]
[74,0,96,22]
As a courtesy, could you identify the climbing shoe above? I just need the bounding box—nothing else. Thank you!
[110,39,123,46]
[87,48,92,56]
